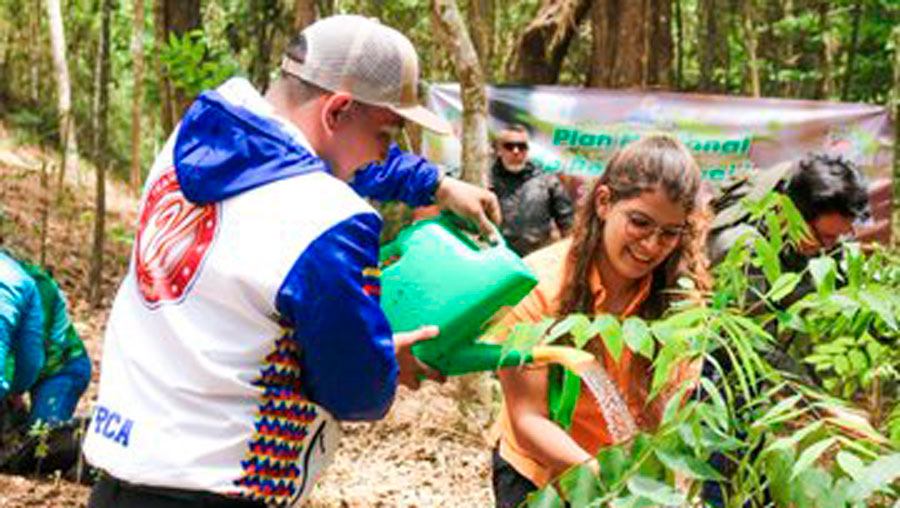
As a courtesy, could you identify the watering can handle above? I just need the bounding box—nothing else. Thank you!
[440,211,504,251]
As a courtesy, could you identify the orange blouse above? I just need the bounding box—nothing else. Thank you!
[492,239,665,487]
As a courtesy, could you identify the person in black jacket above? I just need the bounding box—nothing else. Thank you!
[490,124,574,256]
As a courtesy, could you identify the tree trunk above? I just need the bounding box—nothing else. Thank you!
[131,0,146,194]
[431,0,490,186]
[841,0,863,101]
[589,0,667,89]
[90,0,111,307]
[892,26,900,225]
[818,1,836,99]
[509,0,592,85]
[467,0,493,78]
[674,0,683,89]
[742,0,761,97]
[31,0,41,103]
[156,0,201,134]
[45,0,79,192]
[698,0,717,91]
[249,0,279,92]
[293,0,316,32]
[647,0,672,88]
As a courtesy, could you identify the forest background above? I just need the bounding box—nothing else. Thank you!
[0,0,900,506]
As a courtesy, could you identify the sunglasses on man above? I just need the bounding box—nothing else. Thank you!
[501,141,529,152]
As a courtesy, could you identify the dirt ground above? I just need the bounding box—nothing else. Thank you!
[0,126,498,507]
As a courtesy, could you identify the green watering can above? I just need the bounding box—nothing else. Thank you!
[379,213,540,375]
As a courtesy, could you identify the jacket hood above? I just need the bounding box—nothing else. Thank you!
[173,78,327,204]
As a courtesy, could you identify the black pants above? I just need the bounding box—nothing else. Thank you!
[492,447,540,508]
[88,473,267,508]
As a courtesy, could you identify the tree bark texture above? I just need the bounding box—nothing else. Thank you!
[588,0,671,89]
[698,0,718,91]
[841,0,863,101]
[293,0,317,32]
[44,0,79,191]
[131,0,145,193]
[509,0,592,85]
[742,0,761,97]
[467,0,494,79]
[90,0,111,307]
[431,0,490,186]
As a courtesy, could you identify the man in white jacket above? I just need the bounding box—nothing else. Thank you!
[85,15,499,508]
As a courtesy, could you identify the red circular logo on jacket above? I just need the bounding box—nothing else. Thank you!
[134,167,219,306]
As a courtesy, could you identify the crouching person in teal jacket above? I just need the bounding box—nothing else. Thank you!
[0,252,46,404]
[0,251,90,427]
[15,259,91,426]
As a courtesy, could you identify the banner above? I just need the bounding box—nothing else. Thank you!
[423,84,894,243]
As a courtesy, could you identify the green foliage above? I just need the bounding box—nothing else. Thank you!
[510,190,899,506]
[159,29,241,100]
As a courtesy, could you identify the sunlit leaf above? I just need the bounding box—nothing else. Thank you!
[626,475,685,505]
[623,317,655,360]
[790,437,837,479]
[559,463,601,505]
[525,485,564,508]
[593,314,624,363]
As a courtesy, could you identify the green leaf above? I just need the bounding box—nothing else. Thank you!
[754,236,781,285]
[836,451,866,483]
[625,476,685,505]
[623,317,655,360]
[654,449,723,480]
[860,289,898,331]
[790,437,837,480]
[524,485,564,508]
[547,314,591,346]
[766,272,802,301]
[596,446,630,490]
[559,464,601,505]
[593,314,624,363]
[763,421,824,455]
[809,256,837,296]
[754,394,803,428]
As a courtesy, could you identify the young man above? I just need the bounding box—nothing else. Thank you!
[490,124,573,256]
[84,15,500,508]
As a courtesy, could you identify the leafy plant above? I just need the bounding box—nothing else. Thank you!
[504,191,900,507]
[158,29,241,100]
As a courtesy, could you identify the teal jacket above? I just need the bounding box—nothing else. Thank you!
[0,252,45,396]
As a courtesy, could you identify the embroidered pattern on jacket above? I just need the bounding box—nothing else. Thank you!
[233,334,318,504]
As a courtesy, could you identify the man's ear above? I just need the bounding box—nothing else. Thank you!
[594,185,612,220]
[320,92,354,134]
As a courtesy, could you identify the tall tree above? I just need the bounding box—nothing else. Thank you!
[155,0,201,134]
[698,0,719,91]
[508,0,592,84]
[841,0,863,101]
[467,0,493,78]
[131,0,146,193]
[431,0,489,186]
[45,0,79,191]
[90,0,111,307]
[742,0,761,96]
[589,0,672,88]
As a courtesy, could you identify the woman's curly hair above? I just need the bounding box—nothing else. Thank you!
[557,135,712,320]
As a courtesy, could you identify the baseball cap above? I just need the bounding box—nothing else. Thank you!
[281,15,452,135]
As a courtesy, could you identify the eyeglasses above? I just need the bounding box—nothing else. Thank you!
[501,141,529,152]
[623,211,686,244]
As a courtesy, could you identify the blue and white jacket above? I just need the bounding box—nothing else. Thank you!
[83,78,440,506]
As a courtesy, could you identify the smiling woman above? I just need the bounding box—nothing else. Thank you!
[490,135,712,508]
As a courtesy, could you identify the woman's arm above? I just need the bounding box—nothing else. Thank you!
[498,364,594,480]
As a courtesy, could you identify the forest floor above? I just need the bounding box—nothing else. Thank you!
[0,120,498,507]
